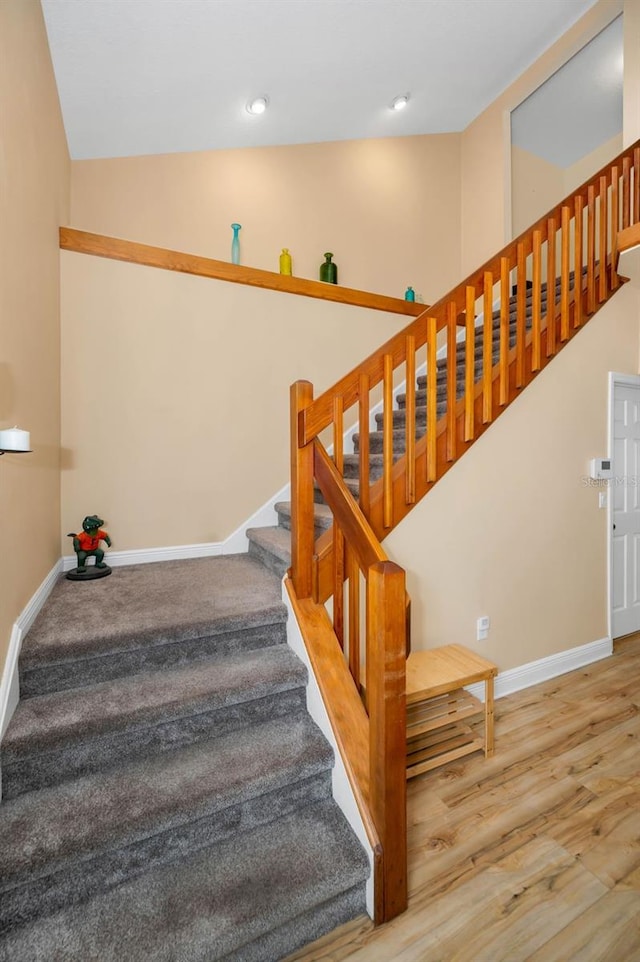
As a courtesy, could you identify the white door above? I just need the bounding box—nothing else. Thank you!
[612,381,640,638]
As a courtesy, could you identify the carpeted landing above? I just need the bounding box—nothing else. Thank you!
[0,554,369,961]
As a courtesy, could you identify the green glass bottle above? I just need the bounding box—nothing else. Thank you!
[319,252,337,284]
[279,248,292,275]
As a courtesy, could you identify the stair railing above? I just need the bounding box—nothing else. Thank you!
[289,380,407,924]
[288,139,640,927]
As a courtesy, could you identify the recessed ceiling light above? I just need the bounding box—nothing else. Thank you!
[390,94,410,112]
[246,96,269,116]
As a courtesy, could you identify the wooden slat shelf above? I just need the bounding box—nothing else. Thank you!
[407,687,483,738]
[405,645,497,779]
[407,719,484,778]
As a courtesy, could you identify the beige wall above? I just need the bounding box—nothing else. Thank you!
[0,3,69,668]
[60,253,408,550]
[563,132,624,194]
[386,283,640,671]
[71,134,462,307]
[510,133,624,239]
[510,146,564,239]
[461,0,623,276]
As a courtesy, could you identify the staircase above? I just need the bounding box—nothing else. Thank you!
[0,555,369,961]
[246,277,562,573]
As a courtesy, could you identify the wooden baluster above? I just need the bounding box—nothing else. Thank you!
[587,185,596,314]
[560,206,570,341]
[333,395,344,475]
[483,272,493,422]
[358,373,370,518]
[531,230,542,370]
[426,316,437,482]
[634,147,640,224]
[367,560,407,923]
[574,195,583,329]
[499,257,509,405]
[464,286,475,442]
[546,218,557,357]
[332,395,345,644]
[599,174,608,303]
[622,156,631,230]
[446,302,457,461]
[405,335,416,505]
[347,547,360,690]
[516,243,526,387]
[611,165,619,291]
[333,523,345,647]
[333,396,345,641]
[383,353,393,528]
[290,380,315,599]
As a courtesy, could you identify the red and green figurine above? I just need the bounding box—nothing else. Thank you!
[67,515,113,581]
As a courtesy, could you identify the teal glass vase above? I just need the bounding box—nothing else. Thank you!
[404,286,415,302]
[231,223,242,265]
[319,252,337,284]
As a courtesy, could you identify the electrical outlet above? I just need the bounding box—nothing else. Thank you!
[477,616,490,641]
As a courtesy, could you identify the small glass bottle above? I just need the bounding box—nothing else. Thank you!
[404,286,416,302]
[279,248,292,275]
[320,252,337,284]
[230,223,242,265]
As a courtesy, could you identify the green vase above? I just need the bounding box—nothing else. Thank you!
[319,252,337,284]
[404,286,415,302]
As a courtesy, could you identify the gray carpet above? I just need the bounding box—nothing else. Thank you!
[0,552,369,960]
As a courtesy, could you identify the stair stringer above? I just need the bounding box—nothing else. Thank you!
[283,581,376,919]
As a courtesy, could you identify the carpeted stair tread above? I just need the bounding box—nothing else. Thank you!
[21,554,286,671]
[2,646,309,799]
[246,525,292,579]
[374,403,446,430]
[0,714,334,932]
[4,645,305,757]
[353,426,426,454]
[275,501,333,532]
[0,798,369,962]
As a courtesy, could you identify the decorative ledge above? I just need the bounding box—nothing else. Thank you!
[60,228,426,318]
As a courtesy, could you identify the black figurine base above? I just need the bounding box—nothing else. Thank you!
[66,565,112,582]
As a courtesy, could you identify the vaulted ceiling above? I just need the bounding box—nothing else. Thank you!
[42,0,601,161]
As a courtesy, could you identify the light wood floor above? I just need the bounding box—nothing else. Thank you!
[286,635,640,962]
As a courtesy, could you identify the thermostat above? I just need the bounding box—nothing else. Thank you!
[589,458,613,480]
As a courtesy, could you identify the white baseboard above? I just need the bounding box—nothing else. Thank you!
[62,541,224,571]
[466,635,613,702]
[0,559,63,739]
[222,480,290,554]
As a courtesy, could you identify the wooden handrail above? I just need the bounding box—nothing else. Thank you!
[288,137,640,928]
[618,222,640,256]
[59,227,425,318]
[313,441,385,572]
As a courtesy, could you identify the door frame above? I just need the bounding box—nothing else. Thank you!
[608,372,640,640]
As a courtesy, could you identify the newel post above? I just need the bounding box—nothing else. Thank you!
[290,380,315,599]
[367,560,408,923]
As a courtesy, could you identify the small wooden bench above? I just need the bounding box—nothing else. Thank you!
[406,644,498,779]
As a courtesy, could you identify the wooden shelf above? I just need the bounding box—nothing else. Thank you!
[405,645,497,779]
[59,228,425,318]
